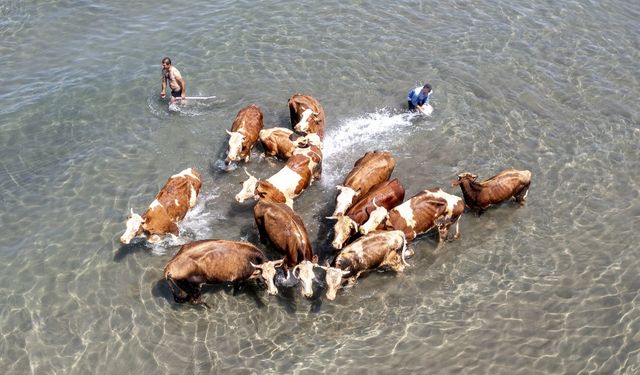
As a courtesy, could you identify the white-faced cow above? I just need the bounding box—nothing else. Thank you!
[288,93,326,139]
[258,127,307,160]
[164,239,283,306]
[451,169,532,213]
[329,178,405,250]
[235,154,312,208]
[375,188,464,242]
[319,230,413,301]
[332,151,396,216]
[120,168,202,244]
[225,104,264,165]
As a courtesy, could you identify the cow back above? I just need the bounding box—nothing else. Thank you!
[345,178,405,224]
[288,94,326,138]
[165,239,267,283]
[253,200,313,268]
[385,191,446,240]
[142,172,201,235]
[343,151,396,201]
[259,127,298,159]
[231,104,264,157]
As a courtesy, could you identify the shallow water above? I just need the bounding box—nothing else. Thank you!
[1,0,640,373]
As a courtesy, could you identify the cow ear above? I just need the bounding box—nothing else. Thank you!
[312,255,318,264]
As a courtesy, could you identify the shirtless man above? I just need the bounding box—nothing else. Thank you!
[160,57,186,103]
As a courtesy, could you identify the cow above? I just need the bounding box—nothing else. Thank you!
[451,169,532,213]
[258,127,307,160]
[332,151,396,217]
[291,134,323,181]
[225,104,264,165]
[120,168,202,244]
[253,199,314,274]
[163,239,283,306]
[318,230,413,301]
[288,93,326,139]
[329,178,405,250]
[373,188,464,242]
[235,154,312,208]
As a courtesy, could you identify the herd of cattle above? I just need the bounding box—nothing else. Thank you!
[120,94,532,307]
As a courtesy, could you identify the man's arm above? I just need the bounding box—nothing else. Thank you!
[161,73,167,98]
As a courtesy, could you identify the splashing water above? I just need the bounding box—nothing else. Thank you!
[321,108,432,187]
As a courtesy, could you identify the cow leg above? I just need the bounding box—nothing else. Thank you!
[515,183,530,205]
[452,220,461,240]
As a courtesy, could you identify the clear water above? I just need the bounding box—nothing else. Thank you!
[1,0,639,373]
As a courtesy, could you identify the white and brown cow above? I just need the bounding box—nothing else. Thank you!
[451,169,532,213]
[235,154,312,208]
[163,239,283,305]
[329,178,405,250]
[319,230,413,301]
[120,168,202,244]
[291,134,323,181]
[288,93,326,139]
[374,188,464,242]
[258,127,307,160]
[332,151,396,216]
[225,104,264,165]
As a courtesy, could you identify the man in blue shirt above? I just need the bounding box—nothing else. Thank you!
[407,83,433,114]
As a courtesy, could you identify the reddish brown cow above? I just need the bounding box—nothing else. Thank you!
[332,151,396,216]
[253,199,319,297]
[288,94,326,139]
[253,199,314,272]
[235,154,312,207]
[381,188,464,242]
[163,239,282,305]
[318,230,413,300]
[329,178,405,249]
[225,104,264,165]
[121,168,202,244]
[452,169,532,212]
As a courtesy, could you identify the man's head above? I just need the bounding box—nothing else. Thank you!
[162,57,172,68]
[422,83,432,95]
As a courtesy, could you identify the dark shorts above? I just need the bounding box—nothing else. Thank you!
[407,101,416,111]
[171,90,182,98]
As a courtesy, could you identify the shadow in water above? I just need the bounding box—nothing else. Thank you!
[113,240,149,262]
[151,278,267,310]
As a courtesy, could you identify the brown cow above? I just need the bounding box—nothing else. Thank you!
[332,151,396,216]
[319,230,413,300]
[163,239,282,305]
[291,135,323,181]
[225,104,264,165]
[121,168,202,244]
[380,188,464,242]
[235,154,312,207]
[329,178,405,250]
[258,127,307,160]
[288,93,326,139]
[253,199,314,273]
[452,169,532,213]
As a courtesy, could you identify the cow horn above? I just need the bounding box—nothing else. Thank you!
[325,216,338,220]
[250,262,263,270]
[273,259,284,267]
[243,167,253,178]
[226,129,233,136]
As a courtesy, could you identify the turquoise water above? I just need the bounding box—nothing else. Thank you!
[1,1,639,373]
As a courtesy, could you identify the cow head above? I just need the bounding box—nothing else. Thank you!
[120,209,144,244]
[319,265,351,301]
[293,257,319,298]
[451,172,477,187]
[359,199,389,235]
[332,185,359,216]
[251,259,283,295]
[328,215,358,250]
[294,108,319,134]
[235,168,259,203]
[225,130,246,164]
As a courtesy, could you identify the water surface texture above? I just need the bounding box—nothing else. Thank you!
[1,0,639,374]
